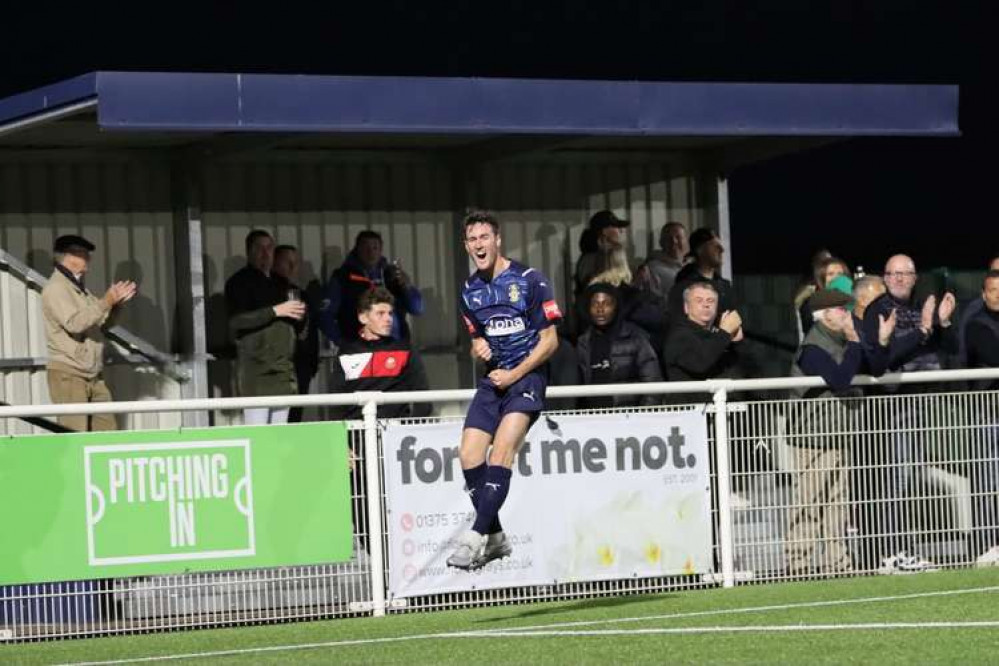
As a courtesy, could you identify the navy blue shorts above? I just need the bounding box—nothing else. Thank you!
[463,372,547,435]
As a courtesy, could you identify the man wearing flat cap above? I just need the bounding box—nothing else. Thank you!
[783,287,865,576]
[41,235,137,431]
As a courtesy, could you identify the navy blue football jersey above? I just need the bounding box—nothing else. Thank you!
[460,260,562,370]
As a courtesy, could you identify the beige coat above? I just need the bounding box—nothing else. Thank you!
[41,268,112,378]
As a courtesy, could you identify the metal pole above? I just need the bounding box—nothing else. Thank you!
[716,175,733,281]
[362,397,387,617]
[172,160,210,427]
[713,387,736,588]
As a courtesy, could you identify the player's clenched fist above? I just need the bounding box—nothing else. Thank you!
[487,369,517,390]
[471,336,492,362]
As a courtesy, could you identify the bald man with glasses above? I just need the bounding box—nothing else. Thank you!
[859,253,957,573]
[863,254,956,377]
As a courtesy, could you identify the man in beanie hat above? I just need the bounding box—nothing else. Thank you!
[667,228,737,323]
[41,235,137,431]
[575,282,661,409]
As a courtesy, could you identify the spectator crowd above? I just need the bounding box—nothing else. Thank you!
[35,212,999,577]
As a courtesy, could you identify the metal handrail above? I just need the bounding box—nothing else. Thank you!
[1,366,997,419]
[0,247,189,383]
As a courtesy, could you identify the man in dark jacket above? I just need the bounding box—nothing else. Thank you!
[667,228,737,324]
[575,283,662,409]
[848,275,900,570]
[662,281,742,385]
[330,287,430,556]
[271,244,320,422]
[963,269,999,566]
[957,255,999,368]
[863,254,956,379]
[330,287,431,420]
[320,230,424,346]
[225,230,305,425]
[860,254,956,573]
[851,276,893,377]
[966,269,999,383]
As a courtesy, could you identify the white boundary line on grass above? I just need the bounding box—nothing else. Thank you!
[483,621,999,637]
[54,585,999,666]
[478,584,999,634]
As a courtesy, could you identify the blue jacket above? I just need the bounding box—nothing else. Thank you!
[319,251,424,345]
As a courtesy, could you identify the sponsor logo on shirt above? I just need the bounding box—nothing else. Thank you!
[484,317,526,337]
[340,353,373,380]
[543,300,562,320]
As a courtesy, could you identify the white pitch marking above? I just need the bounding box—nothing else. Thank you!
[52,632,493,666]
[54,585,999,666]
[481,584,999,634]
[482,621,999,637]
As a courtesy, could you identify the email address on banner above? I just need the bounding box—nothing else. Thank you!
[406,532,534,556]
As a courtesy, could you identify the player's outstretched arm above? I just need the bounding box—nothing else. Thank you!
[488,326,558,390]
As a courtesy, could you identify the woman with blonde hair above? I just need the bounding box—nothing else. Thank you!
[795,252,850,341]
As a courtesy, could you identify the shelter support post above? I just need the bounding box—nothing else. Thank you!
[171,161,210,427]
[449,163,476,387]
[712,386,736,588]
[716,176,733,281]
[362,397,387,617]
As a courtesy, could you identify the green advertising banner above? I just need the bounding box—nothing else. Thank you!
[0,422,353,585]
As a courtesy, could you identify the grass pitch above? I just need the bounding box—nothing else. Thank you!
[5,568,999,665]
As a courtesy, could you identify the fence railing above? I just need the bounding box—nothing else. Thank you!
[2,366,999,641]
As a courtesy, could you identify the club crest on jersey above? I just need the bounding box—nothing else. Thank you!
[485,316,526,337]
[508,283,521,303]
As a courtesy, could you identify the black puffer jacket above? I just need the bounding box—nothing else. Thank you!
[576,320,662,407]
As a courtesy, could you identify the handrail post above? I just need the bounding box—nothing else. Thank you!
[362,396,387,617]
[712,386,736,588]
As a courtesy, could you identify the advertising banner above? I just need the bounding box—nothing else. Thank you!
[0,422,353,585]
[383,412,712,597]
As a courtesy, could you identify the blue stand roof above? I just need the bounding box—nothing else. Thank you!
[0,71,959,137]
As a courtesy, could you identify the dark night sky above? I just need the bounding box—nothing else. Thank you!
[2,2,992,273]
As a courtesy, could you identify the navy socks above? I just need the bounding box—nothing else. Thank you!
[471,465,512,535]
[462,463,504,534]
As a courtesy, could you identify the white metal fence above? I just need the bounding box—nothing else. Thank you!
[1,368,998,641]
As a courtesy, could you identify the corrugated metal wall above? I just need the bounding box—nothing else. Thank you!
[200,159,713,342]
[0,161,182,433]
[200,156,716,397]
[473,161,711,306]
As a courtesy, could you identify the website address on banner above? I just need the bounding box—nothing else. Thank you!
[411,555,535,579]
[416,532,534,555]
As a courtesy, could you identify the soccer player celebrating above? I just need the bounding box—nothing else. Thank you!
[446,210,562,570]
